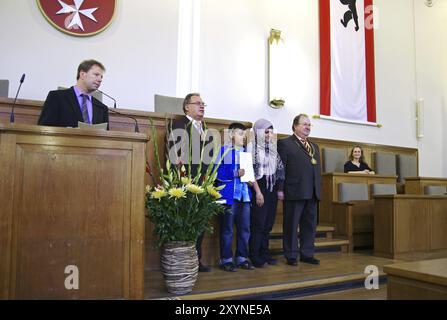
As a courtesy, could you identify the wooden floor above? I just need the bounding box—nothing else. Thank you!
[294,285,387,300]
[145,251,400,300]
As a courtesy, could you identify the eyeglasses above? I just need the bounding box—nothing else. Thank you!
[188,102,207,107]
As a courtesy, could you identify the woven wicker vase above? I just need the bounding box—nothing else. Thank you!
[161,241,199,295]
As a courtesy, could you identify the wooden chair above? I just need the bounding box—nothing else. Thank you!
[154,94,184,115]
[0,79,9,97]
[332,182,373,251]
[424,185,447,195]
[322,147,346,173]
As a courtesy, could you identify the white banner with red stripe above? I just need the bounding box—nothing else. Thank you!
[320,0,376,124]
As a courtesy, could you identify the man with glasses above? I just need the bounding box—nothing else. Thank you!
[277,114,321,267]
[167,93,213,272]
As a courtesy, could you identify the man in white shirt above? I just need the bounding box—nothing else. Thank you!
[167,93,213,272]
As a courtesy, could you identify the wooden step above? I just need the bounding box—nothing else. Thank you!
[269,237,350,253]
[315,238,350,251]
[159,272,387,300]
[270,225,335,239]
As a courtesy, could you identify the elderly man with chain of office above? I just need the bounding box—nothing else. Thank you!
[277,114,321,266]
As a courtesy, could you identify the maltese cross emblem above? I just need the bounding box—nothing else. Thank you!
[37,0,116,36]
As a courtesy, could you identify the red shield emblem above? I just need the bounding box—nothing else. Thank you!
[37,0,116,36]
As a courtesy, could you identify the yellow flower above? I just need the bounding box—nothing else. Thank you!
[151,188,168,200]
[168,187,186,199]
[215,184,225,191]
[186,184,205,194]
[206,185,222,199]
[181,177,192,185]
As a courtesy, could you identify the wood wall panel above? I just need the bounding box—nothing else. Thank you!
[374,195,447,259]
[0,124,147,299]
[405,177,447,195]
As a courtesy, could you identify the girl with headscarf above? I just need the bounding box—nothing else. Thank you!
[248,119,285,268]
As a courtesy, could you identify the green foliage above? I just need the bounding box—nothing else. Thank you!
[145,119,228,247]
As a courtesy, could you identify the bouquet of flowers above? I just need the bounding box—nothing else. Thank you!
[145,120,227,247]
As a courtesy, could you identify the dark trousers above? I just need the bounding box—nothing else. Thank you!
[196,232,204,261]
[283,198,317,260]
[219,201,251,265]
[249,178,278,265]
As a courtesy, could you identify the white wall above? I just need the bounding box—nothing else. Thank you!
[0,0,445,177]
[412,0,446,177]
[201,0,418,149]
[198,0,444,177]
[0,0,179,109]
[442,2,447,178]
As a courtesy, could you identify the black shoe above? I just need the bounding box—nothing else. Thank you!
[220,262,236,272]
[199,262,212,272]
[300,256,320,265]
[237,260,255,270]
[286,258,297,266]
[252,260,265,268]
[266,258,278,265]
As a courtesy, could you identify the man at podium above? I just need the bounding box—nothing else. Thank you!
[37,59,109,128]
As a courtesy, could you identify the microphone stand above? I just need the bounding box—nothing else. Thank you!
[96,90,140,133]
[10,74,26,123]
[108,108,140,133]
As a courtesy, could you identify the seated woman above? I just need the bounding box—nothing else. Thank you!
[344,146,374,174]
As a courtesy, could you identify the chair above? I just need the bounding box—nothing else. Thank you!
[371,184,397,196]
[0,80,9,97]
[333,183,374,251]
[338,183,369,202]
[424,185,447,195]
[154,94,184,115]
[322,148,346,173]
[373,152,397,175]
[396,154,417,183]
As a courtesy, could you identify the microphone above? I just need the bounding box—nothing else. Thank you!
[10,73,25,123]
[97,89,116,108]
[97,90,139,133]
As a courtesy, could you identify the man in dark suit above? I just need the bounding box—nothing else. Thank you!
[277,114,321,266]
[38,59,109,128]
[166,93,215,272]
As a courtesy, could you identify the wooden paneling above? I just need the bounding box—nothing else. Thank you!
[430,200,447,250]
[374,198,395,259]
[395,199,429,253]
[332,200,375,250]
[0,124,147,299]
[384,259,447,300]
[405,177,447,194]
[320,173,397,224]
[374,195,447,259]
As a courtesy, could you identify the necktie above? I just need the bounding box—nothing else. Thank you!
[194,121,202,134]
[303,140,311,155]
[194,121,206,140]
[81,94,90,124]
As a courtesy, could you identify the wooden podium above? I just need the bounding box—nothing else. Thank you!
[0,124,148,299]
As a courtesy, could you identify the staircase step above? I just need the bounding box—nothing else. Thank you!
[316,225,336,233]
[270,225,335,239]
[166,273,387,300]
[269,237,350,254]
[315,238,350,248]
